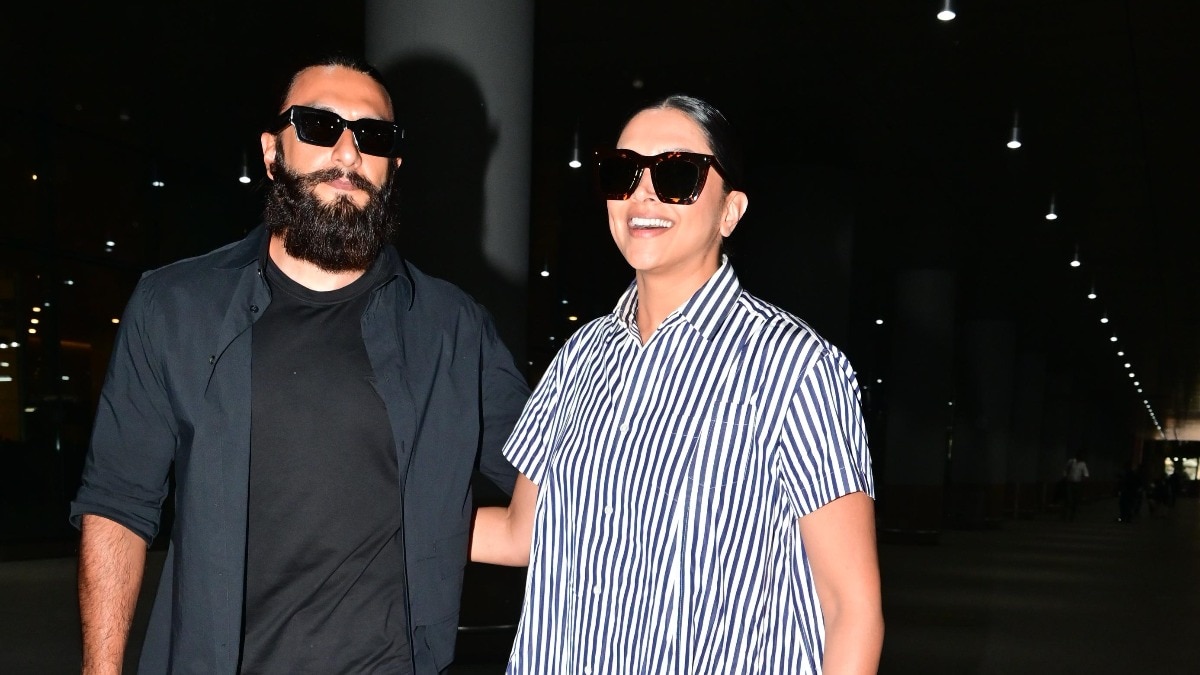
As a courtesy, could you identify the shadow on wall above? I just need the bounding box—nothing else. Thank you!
[380,56,526,365]
[379,58,528,648]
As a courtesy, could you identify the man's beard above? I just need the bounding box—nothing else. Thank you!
[262,142,397,273]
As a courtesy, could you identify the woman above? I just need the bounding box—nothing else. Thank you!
[472,94,883,674]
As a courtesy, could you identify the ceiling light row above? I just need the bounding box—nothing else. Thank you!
[1068,247,1160,432]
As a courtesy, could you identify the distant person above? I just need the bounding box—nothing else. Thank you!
[70,55,529,674]
[1148,476,1168,516]
[1117,461,1143,523]
[1062,452,1090,521]
[1165,461,1183,509]
[471,94,883,673]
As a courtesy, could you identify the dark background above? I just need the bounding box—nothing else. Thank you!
[2,0,1198,657]
[2,1,1199,673]
[5,1,1198,444]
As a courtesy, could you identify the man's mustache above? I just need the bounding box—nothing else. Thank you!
[286,165,379,194]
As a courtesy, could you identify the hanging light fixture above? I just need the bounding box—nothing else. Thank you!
[1087,283,1097,300]
[937,0,956,21]
[1007,111,1021,149]
[1069,244,1081,268]
[1100,311,1109,324]
[238,151,252,184]
[150,163,165,188]
[540,262,550,278]
[568,127,582,169]
[1045,194,1057,220]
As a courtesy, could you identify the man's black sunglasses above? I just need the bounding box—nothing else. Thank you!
[594,149,729,205]
[270,105,403,157]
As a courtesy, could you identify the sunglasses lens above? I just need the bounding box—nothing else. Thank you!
[350,119,398,157]
[597,153,640,199]
[291,109,343,147]
[286,108,398,156]
[651,157,704,204]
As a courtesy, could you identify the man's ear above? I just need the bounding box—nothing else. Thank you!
[261,132,277,180]
[720,191,749,238]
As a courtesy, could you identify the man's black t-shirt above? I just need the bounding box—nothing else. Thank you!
[241,250,412,674]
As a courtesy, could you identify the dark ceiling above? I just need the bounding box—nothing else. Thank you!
[4,1,1198,440]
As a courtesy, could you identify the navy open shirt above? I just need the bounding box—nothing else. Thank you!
[71,226,529,673]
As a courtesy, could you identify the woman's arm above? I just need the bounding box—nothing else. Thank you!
[798,491,884,675]
[470,472,539,566]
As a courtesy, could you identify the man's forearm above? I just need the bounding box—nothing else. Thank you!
[79,514,147,675]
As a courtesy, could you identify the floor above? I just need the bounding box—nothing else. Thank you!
[2,495,1196,674]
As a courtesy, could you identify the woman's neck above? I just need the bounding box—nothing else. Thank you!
[633,260,720,344]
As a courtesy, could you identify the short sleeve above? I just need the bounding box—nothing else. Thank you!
[776,347,874,517]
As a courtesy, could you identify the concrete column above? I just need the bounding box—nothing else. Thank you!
[365,0,532,362]
[878,269,956,541]
[949,319,1016,527]
[1038,370,1074,511]
[1007,349,1046,516]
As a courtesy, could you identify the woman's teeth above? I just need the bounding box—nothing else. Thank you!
[630,217,672,229]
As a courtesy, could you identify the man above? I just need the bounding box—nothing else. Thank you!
[1062,452,1090,521]
[70,56,529,674]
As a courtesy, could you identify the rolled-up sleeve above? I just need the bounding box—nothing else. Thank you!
[477,310,529,495]
[70,280,178,544]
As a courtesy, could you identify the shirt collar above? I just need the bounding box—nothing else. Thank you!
[612,256,743,341]
[215,225,413,308]
[215,225,269,270]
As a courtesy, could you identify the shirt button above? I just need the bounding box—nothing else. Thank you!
[619,422,629,432]
[592,585,602,596]
[584,668,593,675]
[604,505,614,515]
[250,304,259,313]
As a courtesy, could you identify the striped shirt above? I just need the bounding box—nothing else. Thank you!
[503,261,874,675]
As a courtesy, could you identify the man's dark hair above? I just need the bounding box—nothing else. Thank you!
[275,54,392,114]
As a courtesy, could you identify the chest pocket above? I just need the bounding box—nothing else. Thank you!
[688,399,758,491]
[685,317,766,493]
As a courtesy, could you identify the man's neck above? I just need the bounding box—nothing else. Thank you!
[268,235,367,292]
